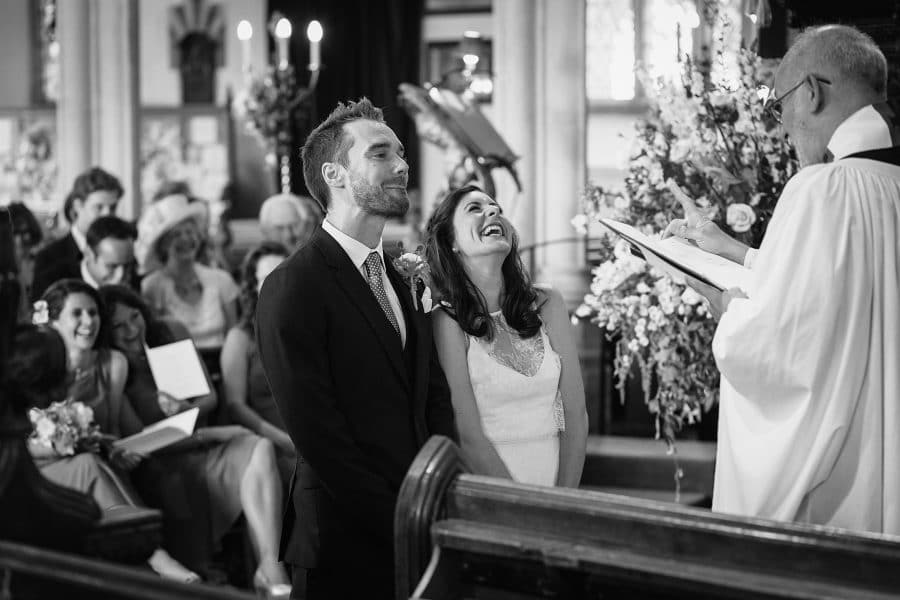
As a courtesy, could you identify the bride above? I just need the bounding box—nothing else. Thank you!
[425,185,587,486]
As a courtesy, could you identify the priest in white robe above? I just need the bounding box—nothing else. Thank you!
[666,25,900,535]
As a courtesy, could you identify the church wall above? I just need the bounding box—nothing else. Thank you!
[138,0,266,106]
[0,0,34,108]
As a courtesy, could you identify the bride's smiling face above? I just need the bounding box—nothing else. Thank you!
[451,190,512,261]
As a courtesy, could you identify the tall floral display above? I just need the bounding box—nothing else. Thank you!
[576,49,798,446]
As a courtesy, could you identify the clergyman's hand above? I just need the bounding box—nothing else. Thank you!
[663,179,749,264]
[684,275,747,320]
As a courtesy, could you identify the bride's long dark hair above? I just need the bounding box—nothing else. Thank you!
[425,185,542,341]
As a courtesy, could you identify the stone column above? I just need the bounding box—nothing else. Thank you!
[56,0,92,214]
[493,0,587,307]
[492,0,537,248]
[92,0,141,220]
[56,0,140,220]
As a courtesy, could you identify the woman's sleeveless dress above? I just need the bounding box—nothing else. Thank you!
[37,349,138,510]
[466,311,565,486]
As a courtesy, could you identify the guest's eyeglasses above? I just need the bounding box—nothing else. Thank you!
[763,76,832,123]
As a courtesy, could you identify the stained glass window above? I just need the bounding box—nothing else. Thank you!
[586,0,636,101]
[586,0,702,102]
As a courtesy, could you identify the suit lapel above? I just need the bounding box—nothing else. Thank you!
[313,230,409,390]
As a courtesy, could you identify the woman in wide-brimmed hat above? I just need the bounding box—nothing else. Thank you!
[136,194,239,353]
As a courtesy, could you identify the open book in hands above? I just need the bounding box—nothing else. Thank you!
[599,218,751,293]
[113,407,199,455]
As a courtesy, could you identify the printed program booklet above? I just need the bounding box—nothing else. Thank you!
[113,407,199,455]
[144,339,211,400]
[599,218,751,292]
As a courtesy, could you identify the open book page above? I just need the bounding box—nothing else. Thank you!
[144,339,211,401]
[600,218,751,292]
[113,407,199,455]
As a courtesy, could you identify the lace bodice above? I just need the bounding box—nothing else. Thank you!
[466,312,564,443]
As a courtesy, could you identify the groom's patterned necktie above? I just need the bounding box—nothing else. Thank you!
[364,252,400,335]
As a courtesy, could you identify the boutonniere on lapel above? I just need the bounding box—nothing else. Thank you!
[392,245,434,313]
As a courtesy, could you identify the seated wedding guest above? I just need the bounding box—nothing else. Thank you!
[98,284,290,593]
[0,323,101,553]
[259,193,321,250]
[425,185,588,486]
[136,193,239,368]
[35,279,199,582]
[664,25,900,534]
[32,167,123,300]
[80,216,137,289]
[220,242,294,484]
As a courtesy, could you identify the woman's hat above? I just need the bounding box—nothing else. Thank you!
[135,194,208,274]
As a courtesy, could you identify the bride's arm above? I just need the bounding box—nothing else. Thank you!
[539,287,588,488]
[432,309,512,479]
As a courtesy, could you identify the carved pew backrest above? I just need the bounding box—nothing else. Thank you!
[396,436,900,600]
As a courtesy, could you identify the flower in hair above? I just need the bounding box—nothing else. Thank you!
[32,300,49,325]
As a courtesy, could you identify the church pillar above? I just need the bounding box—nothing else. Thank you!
[493,0,588,306]
[492,0,537,248]
[56,0,141,220]
[56,0,92,215]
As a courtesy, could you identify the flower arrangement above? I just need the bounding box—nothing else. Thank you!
[575,48,798,447]
[29,400,103,457]
[234,64,310,164]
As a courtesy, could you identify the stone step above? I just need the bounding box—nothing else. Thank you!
[581,435,716,501]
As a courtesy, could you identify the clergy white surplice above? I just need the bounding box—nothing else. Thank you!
[711,105,900,535]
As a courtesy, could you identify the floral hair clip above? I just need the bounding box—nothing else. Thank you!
[32,300,49,325]
[392,244,433,312]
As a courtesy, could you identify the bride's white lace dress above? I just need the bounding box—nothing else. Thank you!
[466,311,565,486]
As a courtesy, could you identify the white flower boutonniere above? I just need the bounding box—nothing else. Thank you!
[393,245,434,312]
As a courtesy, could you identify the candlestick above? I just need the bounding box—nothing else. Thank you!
[236,20,253,75]
[274,18,292,70]
[307,20,323,72]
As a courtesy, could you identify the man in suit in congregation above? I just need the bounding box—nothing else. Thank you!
[256,98,457,599]
[31,167,123,300]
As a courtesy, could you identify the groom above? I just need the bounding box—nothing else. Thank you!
[256,98,457,599]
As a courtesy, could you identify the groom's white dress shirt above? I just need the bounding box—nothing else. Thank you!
[322,219,407,347]
[711,104,900,535]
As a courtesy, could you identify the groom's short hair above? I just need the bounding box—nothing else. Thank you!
[301,97,385,212]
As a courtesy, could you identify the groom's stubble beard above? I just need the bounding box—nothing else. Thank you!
[349,171,409,218]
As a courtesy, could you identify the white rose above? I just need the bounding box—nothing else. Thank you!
[399,252,420,263]
[72,402,94,431]
[571,214,588,234]
[726,203,757,233]
[34,415,56,441]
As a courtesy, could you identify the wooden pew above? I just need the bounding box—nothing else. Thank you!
[0,540,255,600]
[395,436,900,600]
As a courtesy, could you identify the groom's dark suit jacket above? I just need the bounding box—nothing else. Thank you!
[256,227,456,597]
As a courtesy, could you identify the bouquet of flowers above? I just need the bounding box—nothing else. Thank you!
[575,48,798,447]
[29,399,103,456]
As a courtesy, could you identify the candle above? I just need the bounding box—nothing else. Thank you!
[307,20,323,71]
[274,17,292,70]
[236,20,253,75]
